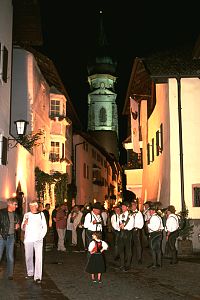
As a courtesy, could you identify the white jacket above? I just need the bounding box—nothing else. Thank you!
[21,211,47,243]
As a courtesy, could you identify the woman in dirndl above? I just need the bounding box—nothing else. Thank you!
[85,231,108,283]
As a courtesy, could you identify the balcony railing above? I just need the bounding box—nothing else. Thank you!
[49,153,60,162]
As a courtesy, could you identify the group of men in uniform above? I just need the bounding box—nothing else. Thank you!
[83,200,180,271]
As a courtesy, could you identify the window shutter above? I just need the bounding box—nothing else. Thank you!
[160,123,163,151]
[2,136,8,165]
[152,138,154,162]
[156,130,159,156]
[2,46,8,83]
[147,143,150,165]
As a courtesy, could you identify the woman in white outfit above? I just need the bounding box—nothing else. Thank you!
[21,200,47,284]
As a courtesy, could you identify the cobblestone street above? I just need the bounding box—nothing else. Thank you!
[1,236,200,300]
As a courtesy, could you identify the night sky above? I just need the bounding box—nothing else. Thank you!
[37,1,199,152]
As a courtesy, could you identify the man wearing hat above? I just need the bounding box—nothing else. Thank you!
[130,201,144,265]
[84,202,103,247]
[165,205,179,264]
[142,201,152,247]
[147,203,164,268]
[110,204,122,261]
[118,201,134,271]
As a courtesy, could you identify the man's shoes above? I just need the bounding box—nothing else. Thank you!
[124,266,130,272]
[25,275,34,280]
[156,264,162,268]
[119,266,124,271]
[35,279,42,284]
[98,280,102,284]
[8,276,13,280]
[114,256,119,261]
[92,279,97,283]
[147,264,156,269]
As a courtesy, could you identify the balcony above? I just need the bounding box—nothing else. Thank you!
[49,153,72,165]
[49,114,71,125]
[92,178,104,186]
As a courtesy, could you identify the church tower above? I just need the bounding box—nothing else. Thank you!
[87,11,119,159]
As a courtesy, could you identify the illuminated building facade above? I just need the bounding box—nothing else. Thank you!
[123,44,200,251]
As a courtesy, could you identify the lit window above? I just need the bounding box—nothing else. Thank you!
[49,142,60,162]
[193,185,200,207]
[50,99,60,117]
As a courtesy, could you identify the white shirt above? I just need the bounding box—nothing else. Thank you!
[143,208,151,222]
[73,211,83,228]
[67,213,73,230]
[148,213,164,233]
[119,211,134,231]
[111,213,121,231]
[101,211,108,226]
[21,212,47,243]
[84,211,102,231]
[132,210,144,229]
[165,213,179,233]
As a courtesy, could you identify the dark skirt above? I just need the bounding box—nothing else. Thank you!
[85,253,106,274]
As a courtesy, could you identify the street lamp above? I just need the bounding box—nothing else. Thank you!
[8,119,29,149]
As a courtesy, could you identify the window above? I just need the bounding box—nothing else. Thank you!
[99,107,107,124]
[83,163,89,179]
[193,185,200,207]
[50,99,60,117]
[49,142,60,162]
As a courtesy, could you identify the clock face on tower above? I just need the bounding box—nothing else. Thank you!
[100,82,105,88]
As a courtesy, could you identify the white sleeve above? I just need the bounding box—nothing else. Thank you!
[88,240,95,251]
[21,212,29,230]
[135,212,144,229]
[111,214,118,230]
[40,212,47,239]
[102,241,108,251]
[83,213,91,228]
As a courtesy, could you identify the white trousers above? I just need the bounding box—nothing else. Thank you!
[72,225,77,245]
[57,228,66,251]
[24,239,43,280]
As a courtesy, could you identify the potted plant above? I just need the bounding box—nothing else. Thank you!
[177,209,194,255]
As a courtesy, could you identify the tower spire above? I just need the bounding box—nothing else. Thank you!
[98,10,108,48]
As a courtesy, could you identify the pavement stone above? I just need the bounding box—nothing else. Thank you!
[0,239,200,300]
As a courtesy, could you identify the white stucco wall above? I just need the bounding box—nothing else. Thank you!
[0,0,13,202]
[141,83,171,208]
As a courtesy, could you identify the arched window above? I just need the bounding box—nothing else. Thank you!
[99,107,107,124]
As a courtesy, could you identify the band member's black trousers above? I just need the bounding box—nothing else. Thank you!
[149,231,163,267]
[118,230,132,268]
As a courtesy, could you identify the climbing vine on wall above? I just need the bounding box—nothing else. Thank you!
[19,130,44,152]
[35,167,72,206]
